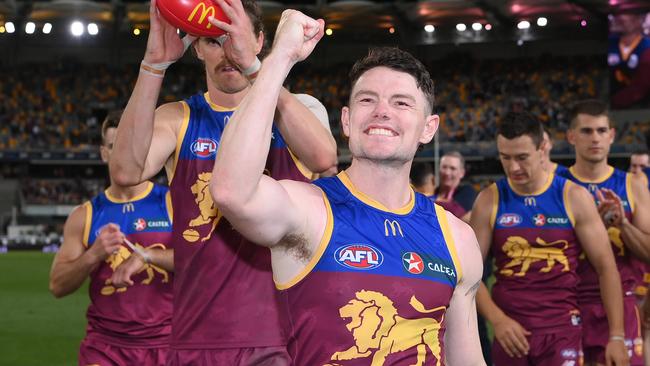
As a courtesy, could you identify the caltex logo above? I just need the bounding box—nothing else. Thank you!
[402,252,424,274]
[134,218,147,231]
[533,213,546,227]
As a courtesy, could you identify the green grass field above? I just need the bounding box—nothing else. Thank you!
[0,251,89,366]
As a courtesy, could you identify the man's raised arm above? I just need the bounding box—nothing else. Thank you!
[110,0,192,185]
[210,10,326,246]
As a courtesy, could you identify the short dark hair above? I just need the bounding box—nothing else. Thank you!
[410,162,433,188]
[101,109,123,145]
[349,47,434,114]
[569,99,609,128]
[242,0,267,57]
[497,112,543,148]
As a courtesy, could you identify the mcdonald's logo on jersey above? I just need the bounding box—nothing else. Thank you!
[384,219,404,237]
[524,197,537,206]
[122,203,135,213]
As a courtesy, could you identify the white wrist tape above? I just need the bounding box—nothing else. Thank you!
[123,237,152,264]
[140,34,196,73]
[242,57,261,77]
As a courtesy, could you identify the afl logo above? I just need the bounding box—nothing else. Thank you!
[497,213,522,227]
[335,244,383,270]
[191,138,218,157]
[402,252,424,274]
[134,218,147,231]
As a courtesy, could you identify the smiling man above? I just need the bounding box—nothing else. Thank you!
[210,9,486,365]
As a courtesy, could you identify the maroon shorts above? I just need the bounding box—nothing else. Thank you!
[79,338,168,366]
[581,297,643,365]
[492,327,582,366]
[166,346,290,366]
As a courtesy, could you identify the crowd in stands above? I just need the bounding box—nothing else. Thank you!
[21,179,105,205]
[1,55,648,153]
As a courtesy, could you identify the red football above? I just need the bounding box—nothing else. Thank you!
[156,0,230,37]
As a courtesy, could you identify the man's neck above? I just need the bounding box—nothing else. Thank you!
[572,157,610,181]
[345,159,412,210]
[511,170,550,196]
[206,83,249,109]
[105,180,151,201]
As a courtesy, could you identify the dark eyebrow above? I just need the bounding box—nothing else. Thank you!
[353,90,379,99]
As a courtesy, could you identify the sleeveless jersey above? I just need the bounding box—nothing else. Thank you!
[491,174,581,332]
[169,92,310,349]
[559,166,636,302]
[551,162,569,177]
[279,172,461,365]
[84,182,173,347]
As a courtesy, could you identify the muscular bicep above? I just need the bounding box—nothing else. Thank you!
[144,103,184,181]
[217,176,325,248]
[51,205,88,270]
[631,174,650,234]
[444,217,486,365]
[470,185,496,259]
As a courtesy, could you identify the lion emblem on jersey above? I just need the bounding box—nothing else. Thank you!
[608,227,625,256]
[326,290,446,366]
[182,172,221,243]
[100,243,169,296]
[500,236,569,277]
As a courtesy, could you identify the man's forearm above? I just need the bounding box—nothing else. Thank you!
[621,220,650,263]
[211,54,294,206]
[275,89,337,173]
[476,282,506,324]
[599,268,626,336]
[50,251,99,298]
[110,72,164,186]
[147,248,173,272]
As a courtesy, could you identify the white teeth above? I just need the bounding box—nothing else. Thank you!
[368,128,395,136]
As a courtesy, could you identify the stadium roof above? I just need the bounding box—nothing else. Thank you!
[1,0,649,43]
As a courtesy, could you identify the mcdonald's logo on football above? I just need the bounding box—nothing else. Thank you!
[188,2,216,29]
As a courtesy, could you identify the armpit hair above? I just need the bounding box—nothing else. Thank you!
[277,233,312,263]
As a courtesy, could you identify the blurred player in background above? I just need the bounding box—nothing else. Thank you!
[109,0,336,364]
[629,150,649,174]
[472,112,627,366]
[542,127,569,176]
[559,99,650,366]
[609,13,650,109]
[49,110,174,365]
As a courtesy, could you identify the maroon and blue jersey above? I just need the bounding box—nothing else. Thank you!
[490,174,582,332]
[279,172,461,365]
[560,166,637,302]
[84,182,173,347]
[169,92,310,350]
